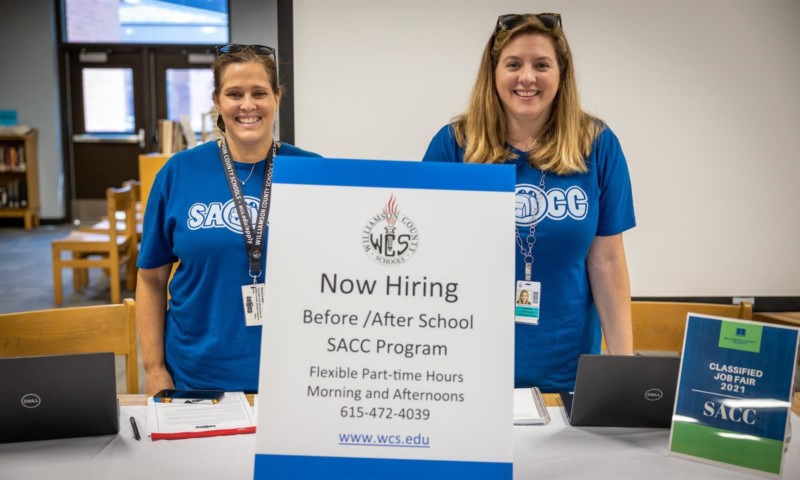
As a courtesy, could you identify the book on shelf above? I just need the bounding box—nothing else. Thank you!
[19,181,27,207]
[10,181,18,208]
[17,145,26,171]
[0,180,28,209]
[0,145,26,172]
[156,119,189,155]
[179,115,197,149]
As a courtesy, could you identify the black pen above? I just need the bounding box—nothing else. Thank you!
[130,416,141,441]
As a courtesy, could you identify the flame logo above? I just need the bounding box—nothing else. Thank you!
[362,193,419,265]
[383,195,399,226]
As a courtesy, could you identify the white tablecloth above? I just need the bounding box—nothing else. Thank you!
[1,407,797,479]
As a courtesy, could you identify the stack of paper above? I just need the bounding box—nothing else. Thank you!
[513,387,550,425]
[146,391,256,440]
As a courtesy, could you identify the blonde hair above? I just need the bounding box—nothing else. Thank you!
[453,16,602,174]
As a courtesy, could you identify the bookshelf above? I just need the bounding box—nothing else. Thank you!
[0,128,39,229]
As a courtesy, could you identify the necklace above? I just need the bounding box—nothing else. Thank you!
[239,162,257,186]
[514,169,546,281]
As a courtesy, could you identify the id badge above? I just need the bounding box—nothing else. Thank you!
[515,281,541,325]
[241,283,266,327]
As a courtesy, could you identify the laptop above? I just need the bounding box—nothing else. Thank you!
[561,354,680,428]
[0,352,120,443]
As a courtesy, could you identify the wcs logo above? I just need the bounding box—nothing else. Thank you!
[362,195,419,266]
[21,393,41,409]
[187,197,261,233]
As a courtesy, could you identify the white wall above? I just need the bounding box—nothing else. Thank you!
[0,0,64,219]
[292,0,800,297]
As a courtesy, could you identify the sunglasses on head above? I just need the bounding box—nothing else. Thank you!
[495,13,562,34]
[215,44,276,57]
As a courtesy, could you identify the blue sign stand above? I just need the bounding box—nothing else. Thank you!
[670,314,799,477]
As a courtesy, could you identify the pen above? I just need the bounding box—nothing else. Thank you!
[130,416,141,441]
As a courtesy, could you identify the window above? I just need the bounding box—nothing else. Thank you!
[82,68,135,133]
[166,68,214,133]
[65,0,229,45]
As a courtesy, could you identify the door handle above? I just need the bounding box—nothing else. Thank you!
[138,128,146,149]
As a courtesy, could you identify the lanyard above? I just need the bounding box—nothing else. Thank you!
[515,170,546,281]
[219,138,277,282]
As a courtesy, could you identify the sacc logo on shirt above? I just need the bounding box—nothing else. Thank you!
[515,184,589,226]
[187,196,260,233]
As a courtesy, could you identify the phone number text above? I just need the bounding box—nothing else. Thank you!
[340,406,430,421]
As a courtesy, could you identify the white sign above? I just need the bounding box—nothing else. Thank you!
[254,158,515,479]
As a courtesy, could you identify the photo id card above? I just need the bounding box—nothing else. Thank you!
[242,283,266,327]
[515,281,541,325]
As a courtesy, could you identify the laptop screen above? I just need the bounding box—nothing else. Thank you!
[0,352,119,443]
[564,354,680,428]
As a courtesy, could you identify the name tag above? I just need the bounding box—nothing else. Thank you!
[242,283,266,327]
[515,281,541,325]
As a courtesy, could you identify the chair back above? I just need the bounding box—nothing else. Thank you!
[106,185,136,246]
[0,299,139,393]
[631,301,753,354]
[122,179,141,204]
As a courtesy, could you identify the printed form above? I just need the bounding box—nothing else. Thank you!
[146,391,256,440]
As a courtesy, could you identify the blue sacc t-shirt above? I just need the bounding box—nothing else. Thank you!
[422,125,636,392]
[138,140,322,392]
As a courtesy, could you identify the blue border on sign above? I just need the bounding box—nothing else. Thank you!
[273,157,515,192]
[254,454,512,479]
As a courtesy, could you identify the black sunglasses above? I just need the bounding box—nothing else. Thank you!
[495,13,562,34]
[215,44,276,57]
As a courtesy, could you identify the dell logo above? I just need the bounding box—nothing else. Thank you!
[21,393,42,409]
[644,389,664,401]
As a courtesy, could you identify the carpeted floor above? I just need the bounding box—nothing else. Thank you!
[0,225,136,314]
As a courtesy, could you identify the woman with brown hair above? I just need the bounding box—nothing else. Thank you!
[137,45,320,394]
[423,14,635,392]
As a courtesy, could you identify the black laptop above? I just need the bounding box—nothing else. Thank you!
[561,354,680,428]
[0,352,120,443]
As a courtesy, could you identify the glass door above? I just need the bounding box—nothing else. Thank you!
[67,46,148,210]
[65,46,216,218]
[152,47,216,143]
[59,0,230,219]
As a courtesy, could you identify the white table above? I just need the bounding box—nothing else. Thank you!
[1,406,798,479]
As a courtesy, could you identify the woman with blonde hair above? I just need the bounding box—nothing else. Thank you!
[423,14,635,392]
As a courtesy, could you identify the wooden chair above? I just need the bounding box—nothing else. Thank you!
[122,179,143,290]
[121,179,143,234]
[602,301,753,354]
[0,298,138,393]
[52,185,137,305]
[81,179,143,238]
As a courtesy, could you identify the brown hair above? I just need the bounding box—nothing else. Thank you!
[454,16,603,174]
[212,48,281,132]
